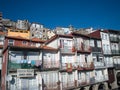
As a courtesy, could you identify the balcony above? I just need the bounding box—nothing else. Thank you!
[77,62,94,70]
[94,62,106,69]
[105,62,114,68]
[60,46,76,54]
[78,77,95,86]
[95,74,108,83]
[8,61,34,70]
[43,82,59,90]
[43,61,60,69]
[110,37,119,42]
[78,75,108,86]
[76,45,91,53]
[114,64,120,70]
[78,79,88,86]
[91,47,102,52]
[103,50,111,55]
[111,50,120,55]
[78,74,108,86]
[60,63,76,72]
[8,60,41,71]
[62,81,76,89]
[104,74,108,81]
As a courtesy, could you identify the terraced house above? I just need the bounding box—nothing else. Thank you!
[107,30,120,89]
[0,18,120,90]
[2,36,45,90]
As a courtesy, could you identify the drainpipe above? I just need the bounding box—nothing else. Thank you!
[6,46,10,90]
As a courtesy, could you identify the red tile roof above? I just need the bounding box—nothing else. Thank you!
[40,45,58,51]
[45,34,73,45]
[71,32,90,38]
[7,45,41,50]
[31,37,46,42]
[88,30,101,39]
[5,36,45,43]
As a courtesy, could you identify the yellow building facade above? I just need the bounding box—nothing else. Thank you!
[7,28,30,39]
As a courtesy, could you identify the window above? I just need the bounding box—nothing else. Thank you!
[0,36,4,41]
[41,72,58,88]
[102,34,104,39]
[93,54,97,62]
[110,34,113,38]
[67,40,72,49]
[43,30,45,32]
[105,35,107,40]
[32,34,34,36]
[31,42,36,46]
[103,44,105,51]
[23,53,27,59]
[85,55,88,63]
[97,41,101,47]
[99,57,103,62]
[90,40,94,47]
[8,39,14,46]
[60,39,73,49]
[22,41,27,45]
[107,45,110,51]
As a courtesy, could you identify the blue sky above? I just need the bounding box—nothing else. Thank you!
[0,0,120,30]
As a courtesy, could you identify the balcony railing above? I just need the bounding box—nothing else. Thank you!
[62,81,75,89]
[44,82,58,90]
[78,77,95,86]
[94,62,105,69]
[103,50,111,55]
[91,47,102,52]
[111,50,120,55]
[60,46,76,53]
[95,75,104,82]
[114,64,120,70]
[77,62,94,70]
[76,44,91,53]
[8,60,42,70]
[105,62,114,67]
[104,74,108,81]
[8,61,34,70]
[95,74,108,83]
[60,63,77,71]
[78,74,108,86]
[78,79,87,86]
[43,61,59,69]
[110,37,119,42]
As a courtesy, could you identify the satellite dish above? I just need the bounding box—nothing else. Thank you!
[6,75,12,81]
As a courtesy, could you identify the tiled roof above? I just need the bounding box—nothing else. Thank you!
[31,37,46,42]
[0,31,6,35]
[88,30,101,39]
[45,34,73,45]
[8,45,41,50]
[7,44,58,51]
[5,36,45,43]
[41,45,58,51]
[71,32,90,38]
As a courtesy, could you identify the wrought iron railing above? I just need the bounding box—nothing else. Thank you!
[43,61,59,69]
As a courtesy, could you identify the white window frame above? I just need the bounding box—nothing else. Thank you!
[97,41,101,47]
[8,39,14,46]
